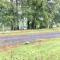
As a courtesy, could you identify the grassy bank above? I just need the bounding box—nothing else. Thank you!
[0,28,60,37]
[0,38,60,60]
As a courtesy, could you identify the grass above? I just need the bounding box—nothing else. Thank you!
[0,28,60,37]
[0,38,60,60]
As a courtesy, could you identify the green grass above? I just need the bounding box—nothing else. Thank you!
[0,38,60,60]
[0,28,60,37]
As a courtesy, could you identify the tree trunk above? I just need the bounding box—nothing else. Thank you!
[2,24,4,32]
[27,20,30,29]
[31,20,36,29]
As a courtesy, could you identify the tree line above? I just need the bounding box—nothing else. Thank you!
[0,0,60,30]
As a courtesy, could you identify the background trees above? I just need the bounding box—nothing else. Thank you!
[0,0,60,31]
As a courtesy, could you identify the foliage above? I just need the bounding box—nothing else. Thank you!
[0,0,60,30]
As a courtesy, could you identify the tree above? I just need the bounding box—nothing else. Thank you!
[26,0,49,29]
[0,0,17,31]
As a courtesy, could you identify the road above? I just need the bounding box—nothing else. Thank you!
[0,32,60,46]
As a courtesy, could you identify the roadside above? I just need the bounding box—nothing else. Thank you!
[0,28,60,37]
[0,38,60,60]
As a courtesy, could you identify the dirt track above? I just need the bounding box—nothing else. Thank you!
[0,32,60,46]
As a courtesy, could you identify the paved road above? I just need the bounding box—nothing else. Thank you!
[0,32,60,46]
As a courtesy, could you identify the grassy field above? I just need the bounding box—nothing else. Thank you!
[0,28,60,37]
[0,38,60,60]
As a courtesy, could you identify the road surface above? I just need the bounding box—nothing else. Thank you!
[0,32,60,46]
